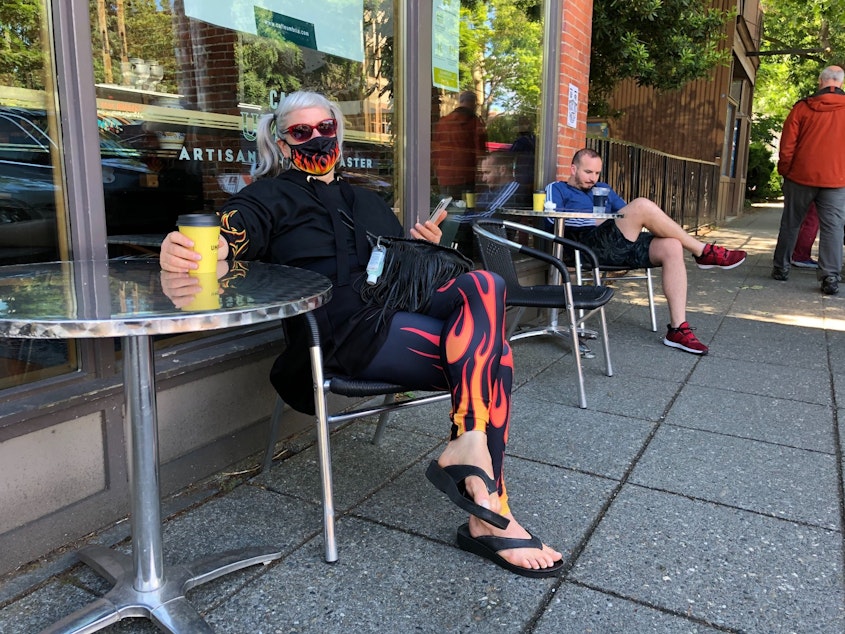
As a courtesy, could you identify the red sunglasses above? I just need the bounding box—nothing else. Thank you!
[282,118,338,142]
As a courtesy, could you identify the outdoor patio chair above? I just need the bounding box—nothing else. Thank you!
[262,312,450,563]
[568,246,657,332]
[472,219,614,408]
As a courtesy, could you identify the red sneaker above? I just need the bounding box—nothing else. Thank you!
[694,243,746,270]
[663,322,708,355]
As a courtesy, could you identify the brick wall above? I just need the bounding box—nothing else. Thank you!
[555,0,593,180]
[172,12,244,211]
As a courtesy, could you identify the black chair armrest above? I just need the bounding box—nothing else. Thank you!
[498,219,603,270]
[472,222,573,284]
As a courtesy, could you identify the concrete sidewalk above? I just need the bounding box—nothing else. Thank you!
[1,203,843,633]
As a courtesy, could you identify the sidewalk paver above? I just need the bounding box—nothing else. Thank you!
[1,203,843,633]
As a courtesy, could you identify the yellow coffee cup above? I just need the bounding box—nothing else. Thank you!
[463,191,476,209]
[533,191,546,212]
[181,272,221,311]
[177,213,220,275]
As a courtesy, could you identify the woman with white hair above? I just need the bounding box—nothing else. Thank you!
[160,91,562,577]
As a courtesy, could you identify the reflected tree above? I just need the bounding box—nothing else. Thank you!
[89,0,178,92]
[237,33,302,105]
[459,0,542,122]
[0,0,45,90]
[240,1,393,106]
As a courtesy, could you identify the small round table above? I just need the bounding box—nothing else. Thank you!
[0,259,331,634]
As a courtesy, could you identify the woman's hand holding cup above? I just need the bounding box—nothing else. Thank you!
[160,215,229,274]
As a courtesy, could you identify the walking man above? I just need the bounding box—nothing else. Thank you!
[773,65,845,295]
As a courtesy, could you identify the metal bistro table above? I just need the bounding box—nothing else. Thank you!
[0,259,331,634]
[498,206,622,233]
[496,206,623,285]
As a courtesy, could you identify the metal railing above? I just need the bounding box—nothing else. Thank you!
[587,137,720,233]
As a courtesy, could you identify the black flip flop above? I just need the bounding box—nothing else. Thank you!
[424,461,510,529]
[456,522,564,578]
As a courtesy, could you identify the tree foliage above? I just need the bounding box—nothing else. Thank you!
[89,0,178,92]
[86,1,394,108]
[589,0,733,116]
[459,0,543,122]
[236,34,302,106]
[752,0,845,146]
[0,0,46,90]
[745,141,777,201]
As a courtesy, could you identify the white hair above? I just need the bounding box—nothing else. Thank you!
[819,66,844,85]
[252,91,345,179]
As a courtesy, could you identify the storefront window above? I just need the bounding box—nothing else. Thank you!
[89,0,397,257]
[722,76,743,178]
[0,2,63,267]
[431,0,544,257]
[0,0,75,388]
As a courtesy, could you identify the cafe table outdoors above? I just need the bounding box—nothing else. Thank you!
[495,206,624,287]
[0,259,332,634]
[492,207,623,345]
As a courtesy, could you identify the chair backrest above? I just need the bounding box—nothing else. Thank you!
[472,221,523,290]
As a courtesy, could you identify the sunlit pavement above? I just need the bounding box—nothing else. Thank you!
[1,202,843,633]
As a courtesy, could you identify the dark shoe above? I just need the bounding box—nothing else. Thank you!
[695,243,746,269]
[771,266,789,281]
[663,322,708,355]
[821,276,839,295]
[425,461,510,529]
[456,523,564,578]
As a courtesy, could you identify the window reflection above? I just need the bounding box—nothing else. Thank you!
[0,5,62,267]
[90,0,397,259]
[0,0,75,388]
[431,0,543,259]
[0,108,61,264]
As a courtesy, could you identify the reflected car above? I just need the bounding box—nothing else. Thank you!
[0,107,203,264]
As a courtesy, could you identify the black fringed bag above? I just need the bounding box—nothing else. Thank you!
[335,207,473,325]
[359,235,473,322]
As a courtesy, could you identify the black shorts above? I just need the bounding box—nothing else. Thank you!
[567,221,655,268]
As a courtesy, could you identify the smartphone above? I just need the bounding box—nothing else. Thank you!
[426,196,452,224]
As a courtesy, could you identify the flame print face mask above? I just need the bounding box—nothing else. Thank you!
[288,135,340,175]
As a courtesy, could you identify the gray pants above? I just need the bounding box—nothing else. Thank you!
[773,179,845,281]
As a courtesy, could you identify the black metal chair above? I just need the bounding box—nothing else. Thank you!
[543,217,657,333]
[262,312,450,563]
[472,219,614,408]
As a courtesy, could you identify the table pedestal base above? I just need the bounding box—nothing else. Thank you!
[39,545,281,634]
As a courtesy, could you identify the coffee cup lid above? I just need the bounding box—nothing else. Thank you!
[177,213,220,227]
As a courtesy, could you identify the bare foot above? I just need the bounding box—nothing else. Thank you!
[467,514,562,572]
[437,432,562,572]
[436,430,501,516]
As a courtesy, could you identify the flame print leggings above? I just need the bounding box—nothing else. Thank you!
[357,270,513,513]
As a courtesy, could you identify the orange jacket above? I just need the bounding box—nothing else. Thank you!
[778,87,845,187]
[431,107,487,187]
